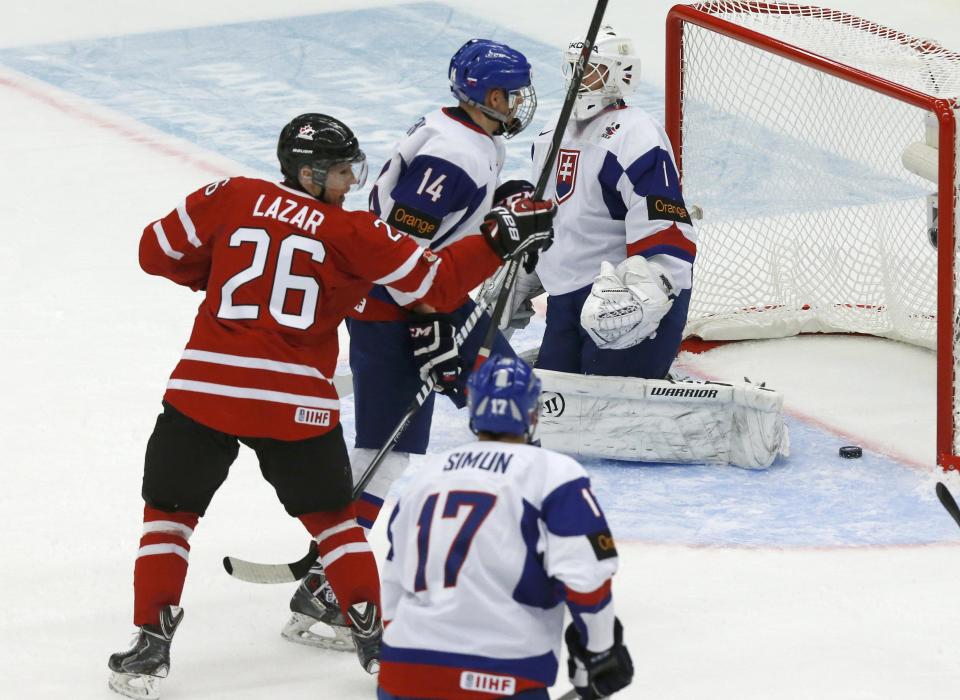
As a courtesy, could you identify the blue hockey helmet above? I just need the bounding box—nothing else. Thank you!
[449,39,537,138]
[468,354,542,440]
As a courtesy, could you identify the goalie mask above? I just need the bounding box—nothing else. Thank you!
[277,113,368,198]
[563,25,639,121]
[449,39,537,138]
[468,354,542,441]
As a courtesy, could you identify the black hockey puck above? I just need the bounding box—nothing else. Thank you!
[839,445,862,459]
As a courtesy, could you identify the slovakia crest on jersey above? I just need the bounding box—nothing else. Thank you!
[555,149,580,204]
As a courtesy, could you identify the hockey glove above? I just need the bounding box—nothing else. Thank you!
[477,267,544,336]
[492,180,541,272]
[580,256,677,350]
[566,618,634,700]
[408,313,466,408]
[481,198,556,263]
[493,179,535,208]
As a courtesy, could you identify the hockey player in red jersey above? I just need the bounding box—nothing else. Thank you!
[107,112,555,700]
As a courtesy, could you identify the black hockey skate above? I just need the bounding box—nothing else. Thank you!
[281,565,354,651]
[347,602,383,674]
[108,605,184,700]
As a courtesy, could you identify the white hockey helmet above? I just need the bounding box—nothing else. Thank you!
[563,25,639,121]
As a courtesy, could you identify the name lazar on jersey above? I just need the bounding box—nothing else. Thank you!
[443,450,513,474]
[252,194,325,234]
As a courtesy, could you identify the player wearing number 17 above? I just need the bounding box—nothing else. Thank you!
[106,113,555,699]
[378,355,633,700]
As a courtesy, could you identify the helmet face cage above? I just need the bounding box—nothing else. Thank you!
[467,355,542,441]
[277,113,367,193]
[501,84,538,138]
[449,39,537,138]
[563,26,639,121]
[311,152,368,193]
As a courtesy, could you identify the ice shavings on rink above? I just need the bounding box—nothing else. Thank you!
[1,2,952,550]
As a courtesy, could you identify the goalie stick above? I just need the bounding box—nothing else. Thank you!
[936,482,960,529]
[474,0,609,369]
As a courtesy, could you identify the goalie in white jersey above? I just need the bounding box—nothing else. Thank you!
[530,26,697,378]
[377,355,634,700]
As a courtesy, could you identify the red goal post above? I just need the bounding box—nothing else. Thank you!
[665,2,960,468]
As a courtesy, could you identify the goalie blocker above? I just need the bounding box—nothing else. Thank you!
[535,370,789,469]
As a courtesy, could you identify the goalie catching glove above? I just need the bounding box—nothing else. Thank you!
[408,313,466,407]
[566,618,634,700]
[580,256,677,350]
[481,197,556,270]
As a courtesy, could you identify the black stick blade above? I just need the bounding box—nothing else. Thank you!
[936,482,960,529]
[222,541,318,584]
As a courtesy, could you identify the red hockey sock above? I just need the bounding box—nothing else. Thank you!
[299,506,381,618]
[133,504,199,626]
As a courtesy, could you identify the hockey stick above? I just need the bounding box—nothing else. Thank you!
[474,0,609,370]
[331,265,515,399]
[222,541,318,585]
[936,482,960,529]
[222,299,495,584]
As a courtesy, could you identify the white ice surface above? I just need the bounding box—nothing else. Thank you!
[2,2,960,699]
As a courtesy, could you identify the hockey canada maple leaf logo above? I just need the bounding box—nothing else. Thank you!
[297,125,317,140]
[555,149,580,204]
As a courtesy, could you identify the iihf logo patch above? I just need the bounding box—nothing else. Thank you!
[601,122,621,139]
[555,149,580,204]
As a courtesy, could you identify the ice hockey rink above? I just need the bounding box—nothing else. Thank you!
[2,0,960,697]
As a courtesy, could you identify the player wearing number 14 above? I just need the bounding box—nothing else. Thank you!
[107,114,555,698]
[378,356,633,700]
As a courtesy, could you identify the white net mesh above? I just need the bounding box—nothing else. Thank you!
[675,2,960,457]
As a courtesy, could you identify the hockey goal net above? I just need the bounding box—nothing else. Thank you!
[666,2,960,468]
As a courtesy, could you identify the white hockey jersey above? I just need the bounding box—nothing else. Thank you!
[370,106,504,253]
[357,107,505,319]
[379,440,619,699]
[531,104,698,297]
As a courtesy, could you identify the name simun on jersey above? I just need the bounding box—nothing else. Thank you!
[443,451,513,474]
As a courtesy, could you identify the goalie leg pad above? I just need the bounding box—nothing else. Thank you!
[536,370,789,469]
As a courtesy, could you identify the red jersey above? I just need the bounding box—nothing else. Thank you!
[139,177,501,440]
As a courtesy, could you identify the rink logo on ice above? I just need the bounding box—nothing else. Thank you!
[541,391,565,417]
[555,149,580,204]
[294,407,331,427]
[459,671,516,695]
